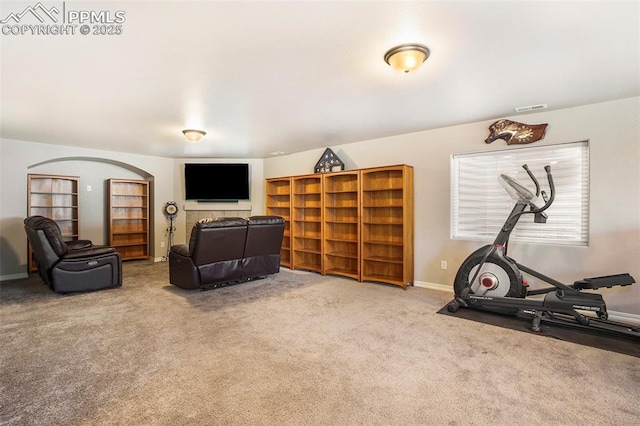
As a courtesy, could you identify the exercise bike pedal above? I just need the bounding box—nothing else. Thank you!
[573,273,635,290]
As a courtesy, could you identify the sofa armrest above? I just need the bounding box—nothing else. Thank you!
[168,248,199,289]
[63,246,116,259]
[170,244,190,257]
[67,239,93,250]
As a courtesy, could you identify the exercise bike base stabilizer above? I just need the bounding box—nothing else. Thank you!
[448,164,639,339]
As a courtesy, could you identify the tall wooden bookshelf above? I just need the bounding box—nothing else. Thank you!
[267,164,414,289]
[360,165,414,289]
[108,179,150,261]
[27,174,80,272]
[265,177,292,268]
[291,174,323,273]
[323,171,360,280]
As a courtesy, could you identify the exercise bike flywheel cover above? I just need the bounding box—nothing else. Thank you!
[469,262,513,297]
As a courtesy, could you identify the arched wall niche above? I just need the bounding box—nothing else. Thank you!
[28,156,153,178]
[27,156,155,250]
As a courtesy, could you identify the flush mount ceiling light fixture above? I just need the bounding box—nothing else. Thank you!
[182,129,206,142]
[384,43,430,73]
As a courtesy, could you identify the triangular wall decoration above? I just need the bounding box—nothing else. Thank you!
[314,148,345,173]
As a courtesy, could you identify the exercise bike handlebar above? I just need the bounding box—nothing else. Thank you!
[522,164,541,197]
[526,164,555,214]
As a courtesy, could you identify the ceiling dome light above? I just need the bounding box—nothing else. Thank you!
[384,43,430,73]
[182,129,206,142]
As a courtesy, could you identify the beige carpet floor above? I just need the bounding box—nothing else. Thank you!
[1,261,639,425]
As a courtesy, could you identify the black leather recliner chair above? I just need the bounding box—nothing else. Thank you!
[24,216,122,293]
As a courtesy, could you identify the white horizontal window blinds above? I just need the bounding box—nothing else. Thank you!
[451,141,589,245]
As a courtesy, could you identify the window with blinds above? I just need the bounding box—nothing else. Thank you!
[451,141,589,245]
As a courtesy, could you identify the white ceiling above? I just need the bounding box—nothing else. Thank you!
[1,1,638,159]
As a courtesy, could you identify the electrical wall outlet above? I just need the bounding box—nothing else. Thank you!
[440,260,447,270]
[160,242,165,247]
[86,185,92,192]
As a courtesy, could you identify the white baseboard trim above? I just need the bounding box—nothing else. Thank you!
[0,272,29,282]
[414,280,453,293]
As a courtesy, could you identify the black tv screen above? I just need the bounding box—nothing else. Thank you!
[184,163,250,201]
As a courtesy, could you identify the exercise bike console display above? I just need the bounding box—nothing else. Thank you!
[499,174,540,205]
[448,164,639,339]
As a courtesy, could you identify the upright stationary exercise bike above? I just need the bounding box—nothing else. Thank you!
[448,164,639,339]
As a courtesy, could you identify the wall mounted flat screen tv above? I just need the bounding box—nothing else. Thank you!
[184,163,250,201]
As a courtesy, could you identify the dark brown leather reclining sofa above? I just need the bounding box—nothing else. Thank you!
[168,216,285,290]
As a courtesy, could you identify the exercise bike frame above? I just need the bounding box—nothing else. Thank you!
[450,164,639,340]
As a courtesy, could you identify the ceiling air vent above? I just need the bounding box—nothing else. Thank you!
[515,104,548,113]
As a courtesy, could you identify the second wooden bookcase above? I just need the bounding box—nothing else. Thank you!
[108,179,150,261]
[291,174,323,273]
[323,170,360,280]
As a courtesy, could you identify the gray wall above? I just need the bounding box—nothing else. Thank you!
[0,139,175,278]
[27,160,145,245]
[2,97,638,317]
[0,139,265,278]
[264,97,640,315]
